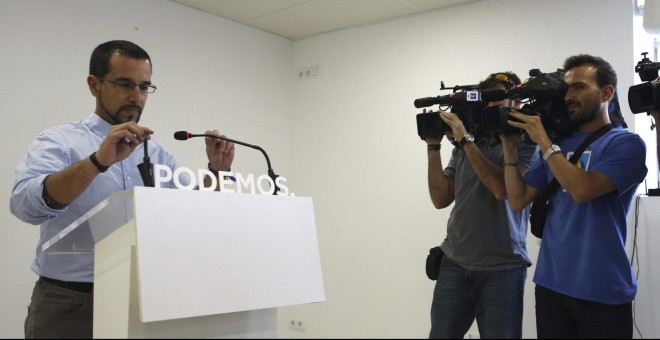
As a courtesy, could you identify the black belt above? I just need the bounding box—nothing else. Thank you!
[40,276,93,294]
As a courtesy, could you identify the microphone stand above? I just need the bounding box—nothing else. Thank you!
[137,135,155,187]
[189,133,281,195]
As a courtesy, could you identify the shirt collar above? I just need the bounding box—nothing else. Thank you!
[84,113,113,138]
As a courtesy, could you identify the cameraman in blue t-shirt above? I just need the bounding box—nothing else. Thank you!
[501,54,647,339]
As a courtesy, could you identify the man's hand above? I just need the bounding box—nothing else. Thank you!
[499,131,522,148]
[96,122,153,166]
[439,111,466,141]
[205,129,235,171]
[506,109,552,150]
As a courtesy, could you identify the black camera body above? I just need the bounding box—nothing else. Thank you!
[414,83,485,141]
[480,106,538,135]
[416,112,447,140]
[479,69,575,143]
[414,70,580,144]
[629,52,660,114]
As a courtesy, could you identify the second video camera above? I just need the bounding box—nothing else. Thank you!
[629,52,660,114]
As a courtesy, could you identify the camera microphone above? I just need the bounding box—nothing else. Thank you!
[414,96,443,108]
[414,92,480,108]
[480,89,509,102]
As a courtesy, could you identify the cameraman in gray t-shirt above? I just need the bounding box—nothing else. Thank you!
[425,72,538,339]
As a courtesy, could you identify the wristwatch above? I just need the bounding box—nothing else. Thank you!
[459,133,475,147]
[542,144,562,161]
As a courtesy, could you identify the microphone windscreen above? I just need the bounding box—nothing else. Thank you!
[480,89,508,102]
[173,131,190,140]
[414,97,440,108]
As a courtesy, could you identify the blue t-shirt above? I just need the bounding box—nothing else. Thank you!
[524,127,647,304]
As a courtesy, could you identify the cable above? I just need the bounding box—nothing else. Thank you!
[631,194,643,339]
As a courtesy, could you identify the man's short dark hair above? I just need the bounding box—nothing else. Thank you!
[89,40,151,77]
[479,71,521,91]
[563,54,617,88]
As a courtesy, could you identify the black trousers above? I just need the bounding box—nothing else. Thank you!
[535,284,632,339]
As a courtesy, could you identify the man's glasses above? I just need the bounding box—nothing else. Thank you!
[96,77,157,93]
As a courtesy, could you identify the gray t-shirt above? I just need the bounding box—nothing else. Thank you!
[441,138,538,271]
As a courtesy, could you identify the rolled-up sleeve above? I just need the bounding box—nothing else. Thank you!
[10,131,70,224]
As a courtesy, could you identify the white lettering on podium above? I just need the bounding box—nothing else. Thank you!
[152,164,291,195]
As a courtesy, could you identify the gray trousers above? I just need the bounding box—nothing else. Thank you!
[24,278,93,339]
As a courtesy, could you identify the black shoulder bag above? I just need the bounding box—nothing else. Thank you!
[426,246,444,280]
[529,124,613,238]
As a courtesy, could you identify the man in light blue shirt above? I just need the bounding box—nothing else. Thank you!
[10,40,235,339]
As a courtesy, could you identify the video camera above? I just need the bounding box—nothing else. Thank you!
[629,52,660,114]
[413,82,486,141]
[478,68,575,142]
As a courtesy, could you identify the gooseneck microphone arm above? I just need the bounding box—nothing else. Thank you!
[173,131,280,194]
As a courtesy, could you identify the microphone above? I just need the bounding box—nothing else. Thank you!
[480,89,509,102]
[480,86,538,102]
[174,131,281,194]
[414,96,443,108]
[414,91,480,109]
[137,134,154,187]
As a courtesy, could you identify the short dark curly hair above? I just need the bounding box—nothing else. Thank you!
[563,54,616,88]
[479,71,521,91]
[89,40,151,78]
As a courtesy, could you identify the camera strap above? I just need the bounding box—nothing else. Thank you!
[533,123,614,209]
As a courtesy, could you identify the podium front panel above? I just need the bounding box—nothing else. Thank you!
[132,187,325,322]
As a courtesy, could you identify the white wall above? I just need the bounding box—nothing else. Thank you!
[0,0,642,339]
[284,0,634,338]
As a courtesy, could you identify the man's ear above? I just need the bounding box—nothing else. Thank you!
[87,75,100,97]
[602,84,615,103]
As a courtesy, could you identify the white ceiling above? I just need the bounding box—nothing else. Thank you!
[171,0,478,40]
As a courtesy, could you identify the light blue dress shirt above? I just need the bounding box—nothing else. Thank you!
[11,113,180,282]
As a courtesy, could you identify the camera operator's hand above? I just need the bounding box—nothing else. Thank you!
[506,109,553,151]
[439,111,467,141]
[498,131,522,149]
[426,135,443,145]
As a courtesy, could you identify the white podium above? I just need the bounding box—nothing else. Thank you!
[626,195,660,339]
[42,187,325,338]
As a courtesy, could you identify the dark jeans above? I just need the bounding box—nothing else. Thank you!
[429,256,527,339]
[24,278,93,339]
[535,284,632,339]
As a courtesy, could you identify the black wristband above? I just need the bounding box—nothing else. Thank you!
[89,152,110,173]
[208,163,235,182]
[427,144,441,151]
[208,162,231,174]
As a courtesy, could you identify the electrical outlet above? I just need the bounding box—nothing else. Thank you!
[288,318,306,332]
[297,66,320,79]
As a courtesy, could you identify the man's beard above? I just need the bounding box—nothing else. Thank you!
[566,99,599,126]
[99,101,142,125]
